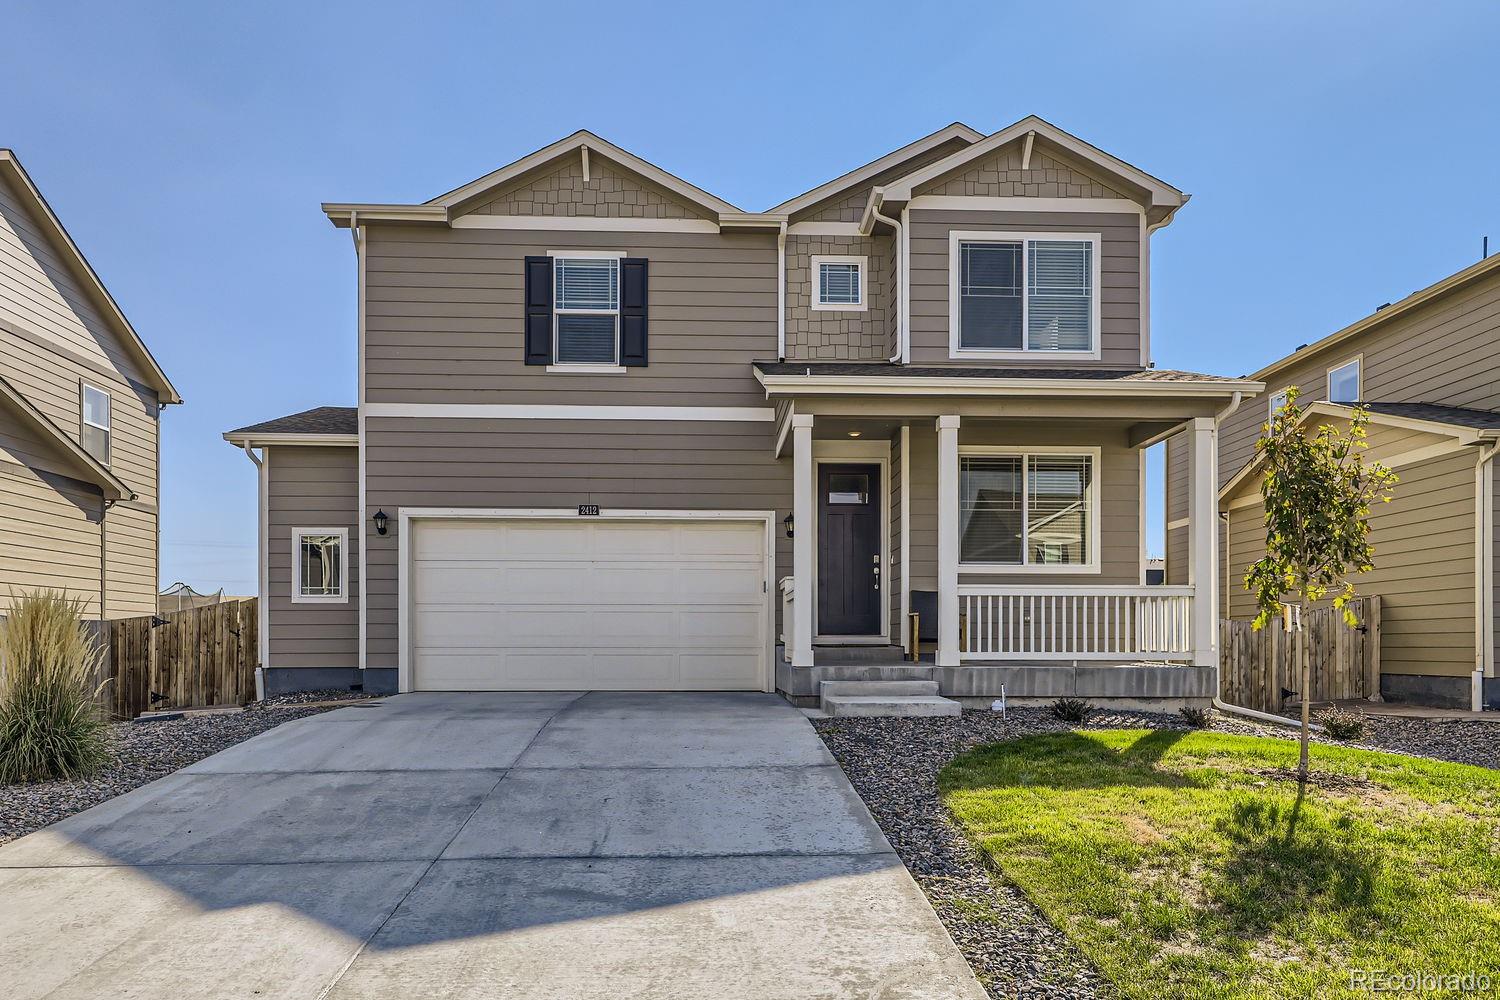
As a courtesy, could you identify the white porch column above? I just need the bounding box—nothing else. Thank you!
[791,414,816,667]
[936,415,961,667]
[1188,416,1218,668]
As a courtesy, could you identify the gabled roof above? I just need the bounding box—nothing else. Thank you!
[1251,253,1500,383]
[0,373,133,500]
[765,122,984,217]
[432,130,740,217]
[875,115,1189,222]
[0,150,181,404]
[1218,400,1499,502]
[223,405,358,446]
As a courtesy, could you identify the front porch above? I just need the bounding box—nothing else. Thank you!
[759,363,1254,707]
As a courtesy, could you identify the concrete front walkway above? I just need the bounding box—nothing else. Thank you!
[0,691,985,999]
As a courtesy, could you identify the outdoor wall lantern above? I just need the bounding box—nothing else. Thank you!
[373,509,389,536]
[783,512,794,539]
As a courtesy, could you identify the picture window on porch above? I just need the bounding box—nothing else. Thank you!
[959,451,1095,569]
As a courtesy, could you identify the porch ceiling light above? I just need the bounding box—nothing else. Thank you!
[847,430,861,437]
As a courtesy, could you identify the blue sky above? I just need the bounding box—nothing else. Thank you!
[3,1,1497,591]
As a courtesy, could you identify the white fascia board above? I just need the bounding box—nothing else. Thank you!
[364,402,774,422]
[322,204,448,228]
[753,373,1265,398]
[223,433,359,447]
[908,195,1145,215]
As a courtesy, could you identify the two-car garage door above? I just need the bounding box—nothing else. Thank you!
[408,517,770,691]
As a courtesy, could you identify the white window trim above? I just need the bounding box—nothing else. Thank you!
[810,254,867,312]
[956,445,1102,575]
[1325,355,1362,404]
[1268,385,1293,418]
[292,527,350,604]
[550,251,622,367]
[79,380,111,466]
[947,230,1103,361]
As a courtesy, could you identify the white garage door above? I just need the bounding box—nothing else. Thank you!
[409,517,769,691]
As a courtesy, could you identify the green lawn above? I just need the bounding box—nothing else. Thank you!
[939,730,1500,999]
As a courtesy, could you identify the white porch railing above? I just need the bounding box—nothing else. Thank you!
[958,585,1194,662]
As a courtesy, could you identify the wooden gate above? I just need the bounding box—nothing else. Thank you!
[102,599,259,719]
[1218,596,1380,714]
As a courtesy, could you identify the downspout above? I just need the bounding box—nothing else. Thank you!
[776,220,787,361]
[240,441,268,701]
[1201,392,1310,729]
[1474,440,1497,711]
[867,190,904,364]
[99,497,110,621]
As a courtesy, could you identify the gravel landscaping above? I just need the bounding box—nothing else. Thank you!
[812,705,1499,1000]
[0,693,376,846]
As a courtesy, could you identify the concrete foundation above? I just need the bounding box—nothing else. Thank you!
[1380,672,1475,710]
[262,667,398,697]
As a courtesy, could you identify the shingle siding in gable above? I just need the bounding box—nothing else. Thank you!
[469,155,712,220]
[783,233,891,361]
[915,144,1132,200]
[795,136,973,224]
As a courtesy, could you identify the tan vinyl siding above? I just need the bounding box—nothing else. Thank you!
[362,417,791,667]
[1223,432,1479,679]
[465,154,711,220]
[0,172,160,618]
[363,226,776,406]
[784,233,892,361]
[266,446,359,669]
[1165,524,1188,586]
[906,209,1142,367]
[913,143,1132,200]
[0,458,102,616]
[904,420,1142,591]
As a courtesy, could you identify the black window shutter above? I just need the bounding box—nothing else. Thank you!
[620,257,648,367]
[523,256,553,365]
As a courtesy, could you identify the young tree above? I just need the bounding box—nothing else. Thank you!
[1246,388,1397,780]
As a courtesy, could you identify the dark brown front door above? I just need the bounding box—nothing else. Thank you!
[817,463,881,635]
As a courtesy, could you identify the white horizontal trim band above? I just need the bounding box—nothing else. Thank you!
[908,195,1145,215]
[451,215,721,233]
[786,221,865,236]
[364,403,775,422]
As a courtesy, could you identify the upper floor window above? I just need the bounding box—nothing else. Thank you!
[1268,387,1291,419]
[958,449,1098,571]
[950,232,1100,358]
[293,528,347,603]
[554,255,620,365]
[80,382,110,465]
[1327,358,1360,403]
[811,255,866,311]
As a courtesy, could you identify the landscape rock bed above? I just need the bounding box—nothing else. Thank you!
[0,699,349,846]
[812,705,1499,999]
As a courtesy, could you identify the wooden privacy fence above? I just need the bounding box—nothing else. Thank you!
[1218,596,1380,714]
[101,599,259,719]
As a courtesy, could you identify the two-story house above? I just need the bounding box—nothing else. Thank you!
[225,117,1261,708]
[1167,255,1500,710]
[1,150,180,620]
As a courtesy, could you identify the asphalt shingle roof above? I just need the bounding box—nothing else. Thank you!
[1360,401,1500,431]
[226,406,357,437]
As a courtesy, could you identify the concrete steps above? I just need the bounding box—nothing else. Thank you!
[818,680,962,718]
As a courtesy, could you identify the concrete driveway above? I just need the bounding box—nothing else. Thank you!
[0,691,985,999]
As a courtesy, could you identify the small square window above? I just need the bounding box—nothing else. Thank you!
[293,529,348,603]
[1327,359,1360,404]
[811,256,866,311]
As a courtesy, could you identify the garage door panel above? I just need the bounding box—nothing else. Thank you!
[410,518,768,691]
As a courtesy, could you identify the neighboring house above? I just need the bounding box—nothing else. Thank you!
[1166,255,1500,710]
[225,117,1261,704]
[0,150,180,620]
